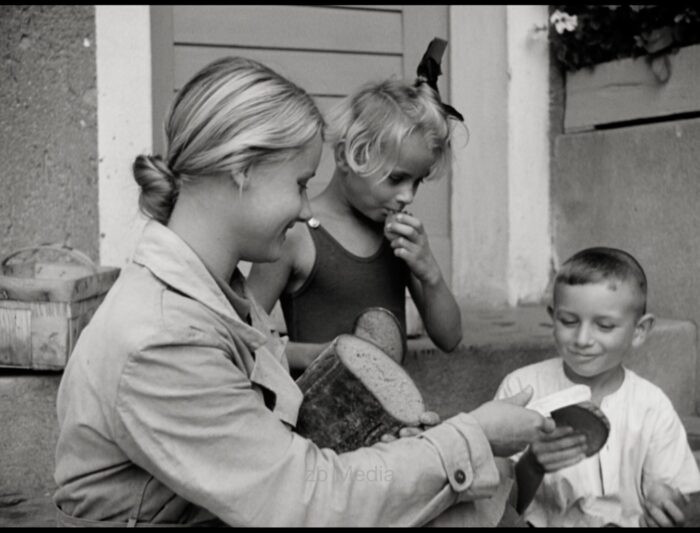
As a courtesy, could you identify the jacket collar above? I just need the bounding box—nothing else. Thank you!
[131,220,268,350]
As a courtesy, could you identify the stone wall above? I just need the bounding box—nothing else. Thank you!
[551,118,700,410]
[552,119,700,325]
[0,5,98,261]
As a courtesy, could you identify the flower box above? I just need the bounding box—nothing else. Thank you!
[565,43,700,132]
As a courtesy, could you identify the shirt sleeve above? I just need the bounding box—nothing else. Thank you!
[641,393,700,496]
[112,339,500,526]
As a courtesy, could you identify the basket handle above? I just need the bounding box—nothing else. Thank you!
[1,243,98,274]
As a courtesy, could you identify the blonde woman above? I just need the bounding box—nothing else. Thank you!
[53,56,552,527]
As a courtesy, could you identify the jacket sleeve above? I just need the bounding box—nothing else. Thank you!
[113,338,500,526]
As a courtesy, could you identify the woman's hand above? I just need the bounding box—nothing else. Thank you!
[471,388,557,457]
[379,411,441,442]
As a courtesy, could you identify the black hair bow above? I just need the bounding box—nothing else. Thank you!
[415,38,464,122]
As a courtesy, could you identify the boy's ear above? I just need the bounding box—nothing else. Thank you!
[333,143,350,172]
[631,313,655,348]
[546,304,554,320]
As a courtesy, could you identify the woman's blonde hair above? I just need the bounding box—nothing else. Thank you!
[325,78,458,182]
[133,56,325,224]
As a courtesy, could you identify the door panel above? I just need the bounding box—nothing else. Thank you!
[173,47,402,95]
[173,5,403,53]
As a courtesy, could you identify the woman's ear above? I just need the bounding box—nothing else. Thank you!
[631,313,655,348]
[230,171,251,193]
[334,143,350,172]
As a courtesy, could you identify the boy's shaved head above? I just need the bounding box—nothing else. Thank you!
[554,247,647,316]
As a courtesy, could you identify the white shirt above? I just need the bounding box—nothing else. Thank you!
[495,357,700,527]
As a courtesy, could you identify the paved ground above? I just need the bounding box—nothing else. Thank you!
[408,304,555,353]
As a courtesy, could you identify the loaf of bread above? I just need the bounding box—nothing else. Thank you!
[295,334,426,453]
[352,307,406,364]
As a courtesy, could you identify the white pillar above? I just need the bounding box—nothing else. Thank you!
[95,5,152,267]
[449,5,550,308]
[506,5,551,305]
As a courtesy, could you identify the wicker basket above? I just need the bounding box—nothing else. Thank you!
[0,244,120,370]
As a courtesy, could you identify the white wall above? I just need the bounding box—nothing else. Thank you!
[449,5,510,307]
[95,5,151,266]
[449,5,550,308]
[505,5,551,305]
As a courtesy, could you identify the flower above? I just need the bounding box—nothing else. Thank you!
[548,5,700,72]
[550,10,578,34]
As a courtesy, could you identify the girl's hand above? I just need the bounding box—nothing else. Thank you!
[640,483,688,527]
[529,425,588,472]
[384,212,441,285]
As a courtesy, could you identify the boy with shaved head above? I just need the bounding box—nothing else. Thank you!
[495,247,700,527]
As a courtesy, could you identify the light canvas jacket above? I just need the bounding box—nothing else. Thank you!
[54,220,502,526]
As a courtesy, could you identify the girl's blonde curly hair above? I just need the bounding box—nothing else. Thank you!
[325,78,461,183]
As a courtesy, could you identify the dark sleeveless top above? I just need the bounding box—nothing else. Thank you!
[280,223,409,343]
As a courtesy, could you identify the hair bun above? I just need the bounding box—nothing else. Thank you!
[148,154,178,183]
[133,154,179,224]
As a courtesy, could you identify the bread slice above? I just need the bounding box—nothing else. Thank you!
[526,384,591,416]
[352,307,406,364]
[550,401,610,457]
[526,385,610,457]
[295,334,425,453]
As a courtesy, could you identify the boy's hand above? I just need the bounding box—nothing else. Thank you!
[529,426,588,472]
[379,411,441,442]
[471,387,557,457]
[639,483,688,527]
[384,212,441,286]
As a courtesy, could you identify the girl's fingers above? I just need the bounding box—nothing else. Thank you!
[385,214,423,237]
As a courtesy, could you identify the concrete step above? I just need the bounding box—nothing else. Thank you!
[0,370,61,496]
[0,369,61,527]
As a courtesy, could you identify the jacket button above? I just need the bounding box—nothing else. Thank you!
[454,469,466,484]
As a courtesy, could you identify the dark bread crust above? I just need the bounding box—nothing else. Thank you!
[551,401,610,456]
